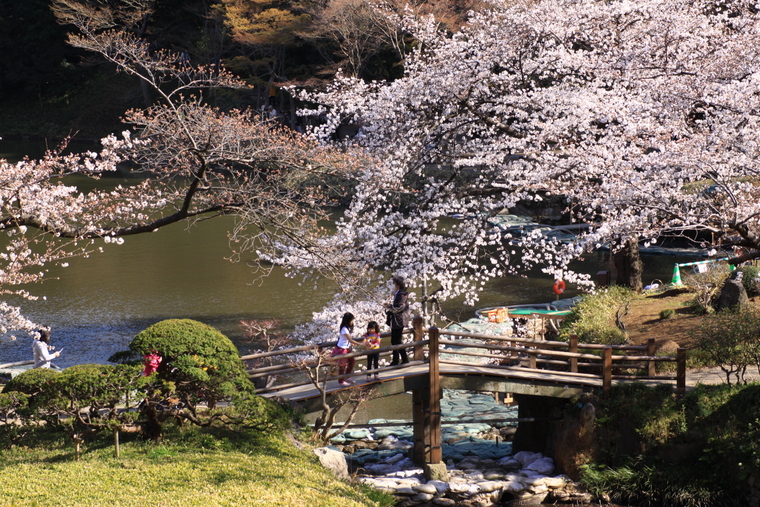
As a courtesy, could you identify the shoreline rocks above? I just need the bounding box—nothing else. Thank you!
[328,390,593,506]
[355,450,590,506]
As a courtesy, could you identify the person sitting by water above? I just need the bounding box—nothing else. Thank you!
[33,328,61,369]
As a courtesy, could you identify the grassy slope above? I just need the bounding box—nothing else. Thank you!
[0,424,390,507]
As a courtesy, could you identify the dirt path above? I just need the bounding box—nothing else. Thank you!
[617,288,760,387]
[622,290,703,349]
[686,366,760,387]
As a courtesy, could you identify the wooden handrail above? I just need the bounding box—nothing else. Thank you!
[440,329,649,352]
[442,329,570,348]
[246,323,685,397]
[241,343,323,361]
[243,337,420,363]
[438,359,603,379]
[320,341,429,363]
[254,360,426,394]
[247,350,401,378]
[438,339,605,361]
[241,330,402,361]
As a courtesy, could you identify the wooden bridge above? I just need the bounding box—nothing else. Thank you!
[242,317,686,466]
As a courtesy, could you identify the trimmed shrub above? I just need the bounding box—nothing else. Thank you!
[3,367,60,396]
[0,390,30,447]
[660,308,676,319]
[119,319,268,440]
[128,319,253,403]
[683,263,731,313]
[581,383,759,506]
[2,364,145,456]
[53,364,144,413]
[3,368,62,416]
[2,322,286,447]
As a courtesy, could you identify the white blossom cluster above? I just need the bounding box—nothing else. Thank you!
[0,139,129,335]
[283,0,760,321]
[8,0,760,343]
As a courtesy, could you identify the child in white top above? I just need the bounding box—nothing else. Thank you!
[331,312,360,385]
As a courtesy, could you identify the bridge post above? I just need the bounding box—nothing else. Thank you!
[528,349,537,369]
[412,389,427,464]
[676,347,686,395]
[412,316,425,361]
[603,346,612,395]
[412,325,442,466]
[569,335,578,373]
[427,326,442,464]
[410,314,430,462]
[647,338,656,377]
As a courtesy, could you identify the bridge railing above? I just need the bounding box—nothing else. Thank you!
[241,330,427,395]
[243,317,686,395]
[435,327,686,394]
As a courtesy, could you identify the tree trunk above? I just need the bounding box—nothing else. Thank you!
[613,236,644,292]
[141,401,164,442]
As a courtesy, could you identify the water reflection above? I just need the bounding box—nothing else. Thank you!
[0,216,336,367]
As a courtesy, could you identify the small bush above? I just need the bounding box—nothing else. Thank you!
[559,286,633,345]
[685,348,717,369]
[3,322,286,448]
[584,384,758,506]
[683,263,731,313]
[581,461,732,507]
[3,367,60,396]
[738,265,760,297]
[52,364,144,412]
[119,319,280,440]
[660,308,676,319]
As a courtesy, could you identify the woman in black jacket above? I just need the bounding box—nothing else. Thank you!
[386,276,411,365]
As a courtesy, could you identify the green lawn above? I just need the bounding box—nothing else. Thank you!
[0,425,391,507]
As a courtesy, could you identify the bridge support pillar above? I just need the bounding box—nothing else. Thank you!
[512,394,568,456]
[412,326,442,466]
[412,389,428,464]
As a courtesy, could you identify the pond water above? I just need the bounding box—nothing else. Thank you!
[0,138,697,370]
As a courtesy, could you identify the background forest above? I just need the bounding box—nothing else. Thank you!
[0,0,479,137]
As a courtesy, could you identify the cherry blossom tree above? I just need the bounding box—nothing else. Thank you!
[279,0,760,338]
[0,0,360,337]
